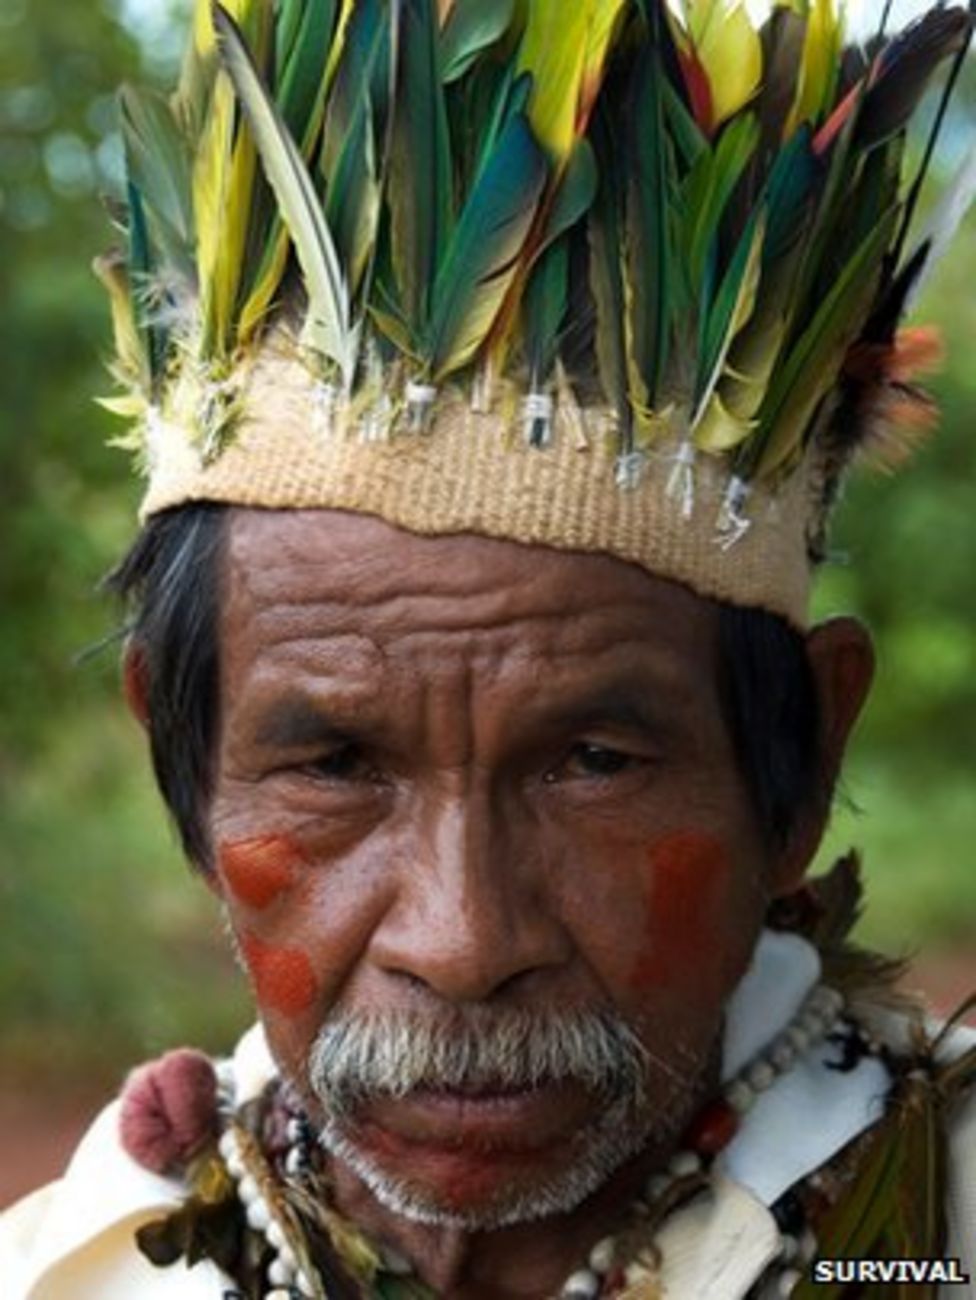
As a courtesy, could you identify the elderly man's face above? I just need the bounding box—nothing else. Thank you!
[208,509,792,1228]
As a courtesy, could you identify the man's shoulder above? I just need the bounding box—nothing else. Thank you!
[0,1098,225,1299]
[0,1028,279,1299]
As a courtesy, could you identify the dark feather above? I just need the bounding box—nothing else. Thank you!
[588,106,630,432]
[856,7,973,149]
[890,6,975,269]
[758,5,806,158]
[628,43,672,408]
[763,127,819,267]
[523,238,569,387]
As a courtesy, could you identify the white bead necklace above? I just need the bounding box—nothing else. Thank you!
[218,981,847,1300]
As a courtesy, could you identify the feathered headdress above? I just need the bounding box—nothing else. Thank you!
[97,0,974,624]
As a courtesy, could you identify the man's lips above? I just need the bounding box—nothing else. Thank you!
[348,1080,600,1157]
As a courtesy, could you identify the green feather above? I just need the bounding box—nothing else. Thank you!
[326,96,381,294]
[763,127,818,267]
[523,238,570,385]
[277,0,338,142]
[321,0,388,178]
[534,138,598,259]
[119,85,195,276]
[783,94,867,355]
[127,181,166,386]
[682,113,760,299]
[450,67,531,200]
[588,109,629,420]
[696,209,765,415]
[627,44,673,409]
[275,0,305,78]
[792,1121,904,1300]
[427,112,547,378]
[440,0,516,84]
[389,0,453,327]
[662,78,708,170]
[753,210,896,479]
[521,137,596,389]
[212,3,355,387]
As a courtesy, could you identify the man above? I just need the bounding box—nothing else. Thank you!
[2,1,974,1296]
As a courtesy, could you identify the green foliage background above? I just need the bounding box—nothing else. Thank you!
[0,1,973,1088]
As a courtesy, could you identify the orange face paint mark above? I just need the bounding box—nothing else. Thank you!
[218,835,305,910]
[629,831,731,995]
[241,931,318,1018]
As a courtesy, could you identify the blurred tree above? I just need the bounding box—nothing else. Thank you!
[1,0,143,769]
[0,0,248,1083]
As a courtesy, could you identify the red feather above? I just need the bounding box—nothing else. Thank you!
[679,48,715,136]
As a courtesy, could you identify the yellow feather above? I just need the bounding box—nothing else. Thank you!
[238,0,355,345]
[323,0,356,98]
[193,0,253,58]
[485,0,622,374]
[217,131,259,346]
[785,0,845,137]
[697,277,790,452]
[674,1,762,129]
[519,0,626,162]
[195,82,260,358]
[694,389,758,451]
[194,73,235,356]
[237,241,289,344]
[693,2,762,128]
[193,0,216,57]
[579,0,628,127]
[194,1,272,357]
[93,254,146,386]
[693,213,766,434]
[97,393,148,419]
[518,2,589,160]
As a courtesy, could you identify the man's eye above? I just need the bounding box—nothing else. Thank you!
[553,743,636,780]
[305,744,372,781]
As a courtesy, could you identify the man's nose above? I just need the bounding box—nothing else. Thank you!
[369,791,571,1004]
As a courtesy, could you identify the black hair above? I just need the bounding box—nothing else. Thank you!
[108,505,824,869]
[107,504,226,870]
[717,604,823,847]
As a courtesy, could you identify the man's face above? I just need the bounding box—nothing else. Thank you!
[209,509,778,1228]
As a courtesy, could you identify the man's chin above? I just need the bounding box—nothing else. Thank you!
[317,1089,649,1232]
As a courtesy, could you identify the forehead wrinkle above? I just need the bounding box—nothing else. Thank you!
[226,524,709,645]
[233,584,709,665]
[221,515,724,726]
[229,596,714,725]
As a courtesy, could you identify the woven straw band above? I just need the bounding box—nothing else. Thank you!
[142,347,817,626]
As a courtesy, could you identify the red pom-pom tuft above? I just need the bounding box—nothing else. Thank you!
[119,1048,218,1175]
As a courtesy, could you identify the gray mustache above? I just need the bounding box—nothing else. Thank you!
[307,1007,650,1116]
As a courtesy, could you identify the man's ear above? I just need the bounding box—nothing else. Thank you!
[771,616,875,897]
[122,638,151,730]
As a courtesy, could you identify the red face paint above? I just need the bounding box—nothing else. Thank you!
[241,931,318,1017]
[218,835,305,910]
[629,831,731,995]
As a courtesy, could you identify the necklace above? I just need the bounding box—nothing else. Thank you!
[216,980,845,1300]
